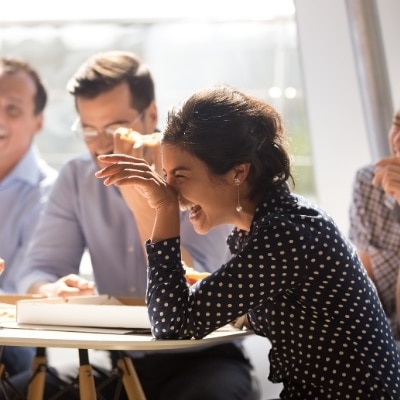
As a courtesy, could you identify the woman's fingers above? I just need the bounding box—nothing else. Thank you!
[96,157,149,179]
[98,153,138,164]
[95,158,163,193]
[95,153,173,211]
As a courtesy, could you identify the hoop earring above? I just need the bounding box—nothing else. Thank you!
[234,177,242,212]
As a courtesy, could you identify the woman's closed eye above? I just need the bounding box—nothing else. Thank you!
[163,170,188,182]
[174,174,187,180]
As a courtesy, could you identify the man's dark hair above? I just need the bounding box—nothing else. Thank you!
[67,50,155,112]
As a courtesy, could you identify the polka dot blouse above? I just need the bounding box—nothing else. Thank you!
[146,184,400,399]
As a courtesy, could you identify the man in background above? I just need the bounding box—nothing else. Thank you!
[349,108,400,341]
[9,51,259,400]
[0,57,57,375]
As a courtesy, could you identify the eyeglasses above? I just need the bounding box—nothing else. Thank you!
[71,112,144,143]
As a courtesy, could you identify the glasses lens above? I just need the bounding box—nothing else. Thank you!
[81,128,100,141]
[71,119,97,142]
[71,113,143,142]
[104,124,130,136]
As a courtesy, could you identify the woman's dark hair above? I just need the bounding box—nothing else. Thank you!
[0,57,47,115]
[163,85,293,200]
[67,50,155,112]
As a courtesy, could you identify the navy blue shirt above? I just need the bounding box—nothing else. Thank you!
[147,184,400,399]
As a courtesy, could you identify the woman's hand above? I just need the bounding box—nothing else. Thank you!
[95,153,180,243]
[95,153,177,210]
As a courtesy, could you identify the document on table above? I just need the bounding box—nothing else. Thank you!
[0,321,150,335]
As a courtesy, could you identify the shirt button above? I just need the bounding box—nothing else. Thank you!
[127,246,134,253]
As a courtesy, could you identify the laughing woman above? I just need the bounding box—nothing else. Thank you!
[96,85,400,399]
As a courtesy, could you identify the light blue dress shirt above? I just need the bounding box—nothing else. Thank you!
[0,145,57,293]
[18,152,232,297]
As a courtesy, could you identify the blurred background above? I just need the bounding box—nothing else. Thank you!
[0,0,314,198]
[2,0,400,232]
[2,1,399,398]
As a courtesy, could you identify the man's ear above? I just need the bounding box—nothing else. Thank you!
[33,112,44,136]
[143,101,158,132]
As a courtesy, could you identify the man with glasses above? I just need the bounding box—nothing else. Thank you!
[8,51,259,400]
[71,112,144,142]
[0,56,57,377]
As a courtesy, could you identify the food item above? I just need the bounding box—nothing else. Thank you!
[118,128,162,148]
[0,303,16,322]
[184,266,211,285]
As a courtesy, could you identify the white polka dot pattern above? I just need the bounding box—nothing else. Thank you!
[146,184,400,399]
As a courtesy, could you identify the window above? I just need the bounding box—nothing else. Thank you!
[0,0,315,197]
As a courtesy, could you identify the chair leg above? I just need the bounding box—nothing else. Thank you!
[78,349,97,400]
[27,347,47,400]
[116,356,146,400]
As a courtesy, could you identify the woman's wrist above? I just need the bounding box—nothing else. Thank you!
[151,203,180,243]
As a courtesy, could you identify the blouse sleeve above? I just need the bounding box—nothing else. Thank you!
[146,214,311,340]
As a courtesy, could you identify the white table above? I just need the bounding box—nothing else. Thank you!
[0,325,251,400]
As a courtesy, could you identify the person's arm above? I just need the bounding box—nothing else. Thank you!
[373,156,400,203]
[17,161,92,295]
[349,167,378,281]
[349,166,399,315]
[112,133,162,252]
[356,250,375,284]
[146,215,311,340]
[0,197,51,293]
[118,181,157,254]
[111,134,190,263]
[0,150,58,293]
[96,152,181,241]
[113,134,207,269]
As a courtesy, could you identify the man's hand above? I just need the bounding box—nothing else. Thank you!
[28,274,96,299]
[373,156,400,203]
[111,132,162,241]
[113,130,162,175]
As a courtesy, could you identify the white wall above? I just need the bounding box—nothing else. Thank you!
[294,0,400,234]
[378,0,400,107]
[294,0,370,234]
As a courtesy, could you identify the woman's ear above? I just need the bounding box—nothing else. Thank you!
[232,163,251,183]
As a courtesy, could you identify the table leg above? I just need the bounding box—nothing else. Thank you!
[78,349,97,400]
[117,356,146,400]
[27,347,47,400]
[0,363,8,397]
